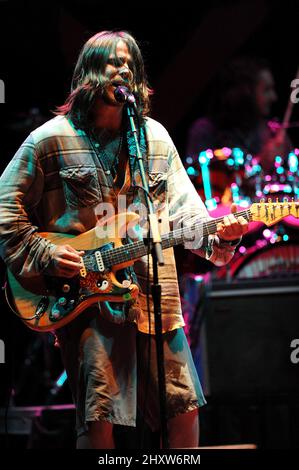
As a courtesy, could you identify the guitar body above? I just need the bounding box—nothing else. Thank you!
[6,212,140,332]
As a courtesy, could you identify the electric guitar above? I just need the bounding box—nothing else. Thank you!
[5,200,299,332]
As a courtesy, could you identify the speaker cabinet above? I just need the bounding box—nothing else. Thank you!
[186,277,299,397]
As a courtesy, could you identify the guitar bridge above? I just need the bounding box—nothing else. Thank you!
[80,256,87,278]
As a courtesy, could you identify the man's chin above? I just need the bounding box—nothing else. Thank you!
[102,90,123,107]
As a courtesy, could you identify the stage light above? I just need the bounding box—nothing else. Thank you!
[263,229,272,239]
[288,152,298,172]
[198,151,208,165]
[206,149,214,159]
[56,370,68,388]
[187,166,196,176]
[205,199,217,210]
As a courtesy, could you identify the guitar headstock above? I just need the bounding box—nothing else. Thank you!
[250,199,299,226]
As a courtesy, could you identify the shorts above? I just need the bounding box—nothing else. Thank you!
[55,307,206,437]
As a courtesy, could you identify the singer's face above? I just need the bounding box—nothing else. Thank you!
[102,40,134,106]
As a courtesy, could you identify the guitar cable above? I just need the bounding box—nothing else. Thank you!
[4,276,26,318]
[3,274,43,321]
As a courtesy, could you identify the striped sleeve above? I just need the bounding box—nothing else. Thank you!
[0,134,56,277]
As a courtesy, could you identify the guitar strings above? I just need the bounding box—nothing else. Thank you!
[104,210,252,262]
[82,209,253,270]
[82,202,297,271]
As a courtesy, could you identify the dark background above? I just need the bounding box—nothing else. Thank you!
[1,0,299,160]
[0,0,299,449]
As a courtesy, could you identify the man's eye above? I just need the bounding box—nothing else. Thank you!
[107,58,118,66]
[108,58,124,67]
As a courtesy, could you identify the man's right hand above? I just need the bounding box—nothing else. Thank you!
[49,244,85,277]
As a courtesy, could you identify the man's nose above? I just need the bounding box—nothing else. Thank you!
[118,66,131,80]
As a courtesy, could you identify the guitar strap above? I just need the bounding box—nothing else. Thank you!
[126,122,148,183]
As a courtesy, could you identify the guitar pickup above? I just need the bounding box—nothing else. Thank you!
[95,250,105,272]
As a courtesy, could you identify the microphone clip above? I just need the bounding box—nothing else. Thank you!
[114,86,136,105]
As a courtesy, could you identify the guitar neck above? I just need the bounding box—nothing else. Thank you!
[82,200,298,270]
[101,209,252,268]
[160,208,252,250]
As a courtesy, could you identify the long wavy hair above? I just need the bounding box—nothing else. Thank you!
[55,30,153,128]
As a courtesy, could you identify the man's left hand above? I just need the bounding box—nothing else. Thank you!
[216,203,249,242]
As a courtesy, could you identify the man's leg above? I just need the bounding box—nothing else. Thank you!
[77,421,115,449]
[137,329,204,449]
[167,408,199,449]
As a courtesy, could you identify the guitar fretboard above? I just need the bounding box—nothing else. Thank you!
[94,209,252,269]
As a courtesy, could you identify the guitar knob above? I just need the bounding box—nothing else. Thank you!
[52,309,61,319]
[62,284,71,293]
[58,297,67,306]
[122,280,131,288]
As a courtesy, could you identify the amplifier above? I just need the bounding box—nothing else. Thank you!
[184,276,299,397]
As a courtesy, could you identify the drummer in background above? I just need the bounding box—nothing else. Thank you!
[186,57,293,175]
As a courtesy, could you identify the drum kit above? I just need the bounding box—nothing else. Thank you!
[184,66,299,278]
[185,143,299,278]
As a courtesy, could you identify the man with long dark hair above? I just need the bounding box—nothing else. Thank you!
[0,31,247,449]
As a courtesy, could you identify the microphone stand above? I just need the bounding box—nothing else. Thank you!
[126,103,169,449]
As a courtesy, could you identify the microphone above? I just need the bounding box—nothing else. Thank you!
[114,86,136,105]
